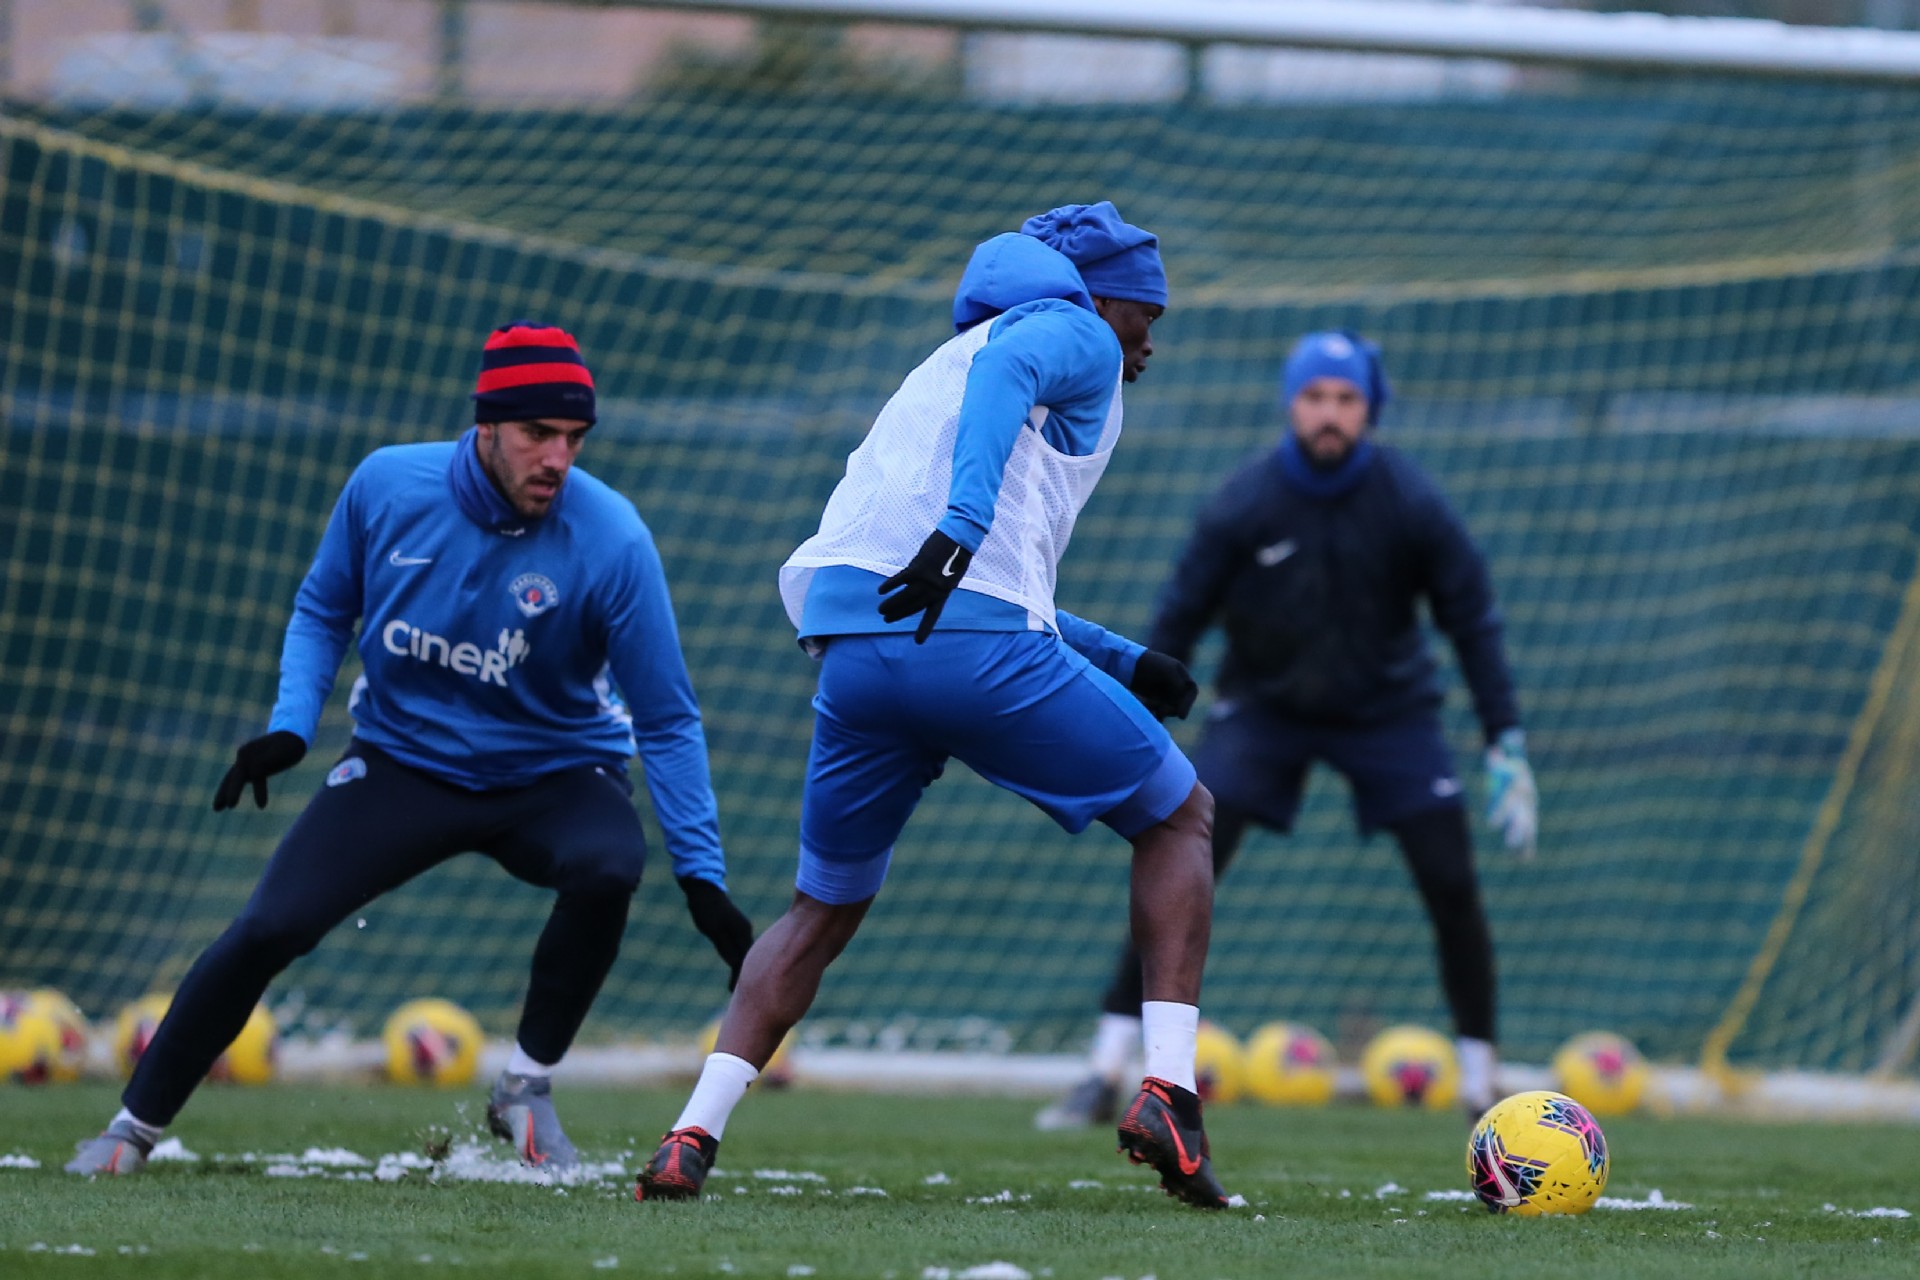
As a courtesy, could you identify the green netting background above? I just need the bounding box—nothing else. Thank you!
[4,31,1920,1070]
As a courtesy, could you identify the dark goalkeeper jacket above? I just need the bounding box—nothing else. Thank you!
[1146,440,1520,741]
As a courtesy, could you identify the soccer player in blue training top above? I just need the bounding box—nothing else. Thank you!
[66,322,754,1177]
[1035,330,1537,1128]
[634,203,1231,1210]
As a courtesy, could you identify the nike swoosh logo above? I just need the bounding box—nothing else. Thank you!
[941,548,963,578]
[1255,539,1297,568]
[1488,1158,1523,1208]
[389,551,433,567]
[1163,1115,1203,1176]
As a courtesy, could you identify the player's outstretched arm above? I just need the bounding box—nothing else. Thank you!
[1055,611,1196,720]
[220,467,368,811]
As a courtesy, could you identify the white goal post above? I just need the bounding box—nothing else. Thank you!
[629,0,1920,82]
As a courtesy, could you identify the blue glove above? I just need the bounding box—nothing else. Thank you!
[1484,728,1538,859]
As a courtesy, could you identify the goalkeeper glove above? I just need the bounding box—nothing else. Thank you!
[678,876,755,991]
[1483,727,1538,859]
[877,530,973,644]
[212,730,307,811]
[1130,650,1199,720]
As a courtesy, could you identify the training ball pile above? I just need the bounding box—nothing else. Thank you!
[1552,1030,1649,1116]
[1467,1090,1611,1215]
[1241,1021,1337,1106]
[1360,1024,1458,1109]
[383,997,484,1086]
[1193,1020,1246,1103]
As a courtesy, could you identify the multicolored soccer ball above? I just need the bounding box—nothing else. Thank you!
[1242,1021,1337,1106]
[1467,1089,1610,1215]
[1360,1024,1458,1109]
[25,989,92,1082]
[0,995,61,1084]
[1551,1031,1649,1116]
[112,993,174,1077]
[1192,1020,1246,1104]
[383,998,484,1086]
[207,1003,278,1085]
[699,1017,796,1089]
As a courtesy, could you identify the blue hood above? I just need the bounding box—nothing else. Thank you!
[952,233,1096,332]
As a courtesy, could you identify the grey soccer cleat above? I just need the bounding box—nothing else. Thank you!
[1033,1074,1120,1131]
[487,1070,579,1171]
[65,1118,155,1176]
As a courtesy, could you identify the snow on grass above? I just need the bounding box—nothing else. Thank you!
[753,1169,827,1182]
[1424,1190,1478,1202]
[1595,1189,1693,1211]
[147,1138,198,1162]
[0,1154,41,1169]
[965,1189,1031,1205]
[922,1265,1032,1280]
[1825,1204,1911,1219]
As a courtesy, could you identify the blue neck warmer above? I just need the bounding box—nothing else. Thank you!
[1278,431,1376,499]
[449,427,548,533]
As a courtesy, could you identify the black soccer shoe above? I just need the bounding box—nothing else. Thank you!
[635,1126,719,1201]
[1117,1076,1231,1209]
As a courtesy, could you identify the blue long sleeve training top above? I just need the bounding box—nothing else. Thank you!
[267,431,728,886]
[797,298,1143,683]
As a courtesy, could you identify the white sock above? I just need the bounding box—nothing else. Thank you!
[673,1052,760,1141]
[1141,1001,1199,1094]
[1089,1013,1141,1084]
[506,1043,557,1079]
[1458,1036,1497,1108]
[112,1108,163,1144]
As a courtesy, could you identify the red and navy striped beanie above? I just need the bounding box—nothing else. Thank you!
[472,321,596,425]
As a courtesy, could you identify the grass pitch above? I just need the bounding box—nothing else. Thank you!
[2,1082,1914,1278]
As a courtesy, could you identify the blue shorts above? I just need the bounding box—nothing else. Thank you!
[1193,702,1463,835]
[796,631,1197,904]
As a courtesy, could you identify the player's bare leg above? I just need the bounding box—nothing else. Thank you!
[1114,782,1232,1209]
[637,892,871,1201]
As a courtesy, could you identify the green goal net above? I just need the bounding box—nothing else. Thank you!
[4,5,1919,1074]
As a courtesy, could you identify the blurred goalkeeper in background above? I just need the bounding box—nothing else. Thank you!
[67,322,753,1177]
[636,203,1232,1210]
[1037,330,1536,1128]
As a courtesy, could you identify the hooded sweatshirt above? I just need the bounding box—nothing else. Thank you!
[781,234,1139,676]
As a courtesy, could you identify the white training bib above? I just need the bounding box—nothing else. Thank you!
[780,323,1122,632]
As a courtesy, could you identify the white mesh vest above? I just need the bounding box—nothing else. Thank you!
[780,322,1123,632]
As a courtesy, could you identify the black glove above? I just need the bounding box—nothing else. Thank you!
[877,530,974,644]
[1130,650,1198,720]
[679,876,755,991]
[212,730,308,811]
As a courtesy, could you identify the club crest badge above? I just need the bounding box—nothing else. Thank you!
[326,757,367,788]
[510,572,560,618]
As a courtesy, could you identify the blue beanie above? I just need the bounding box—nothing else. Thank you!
[1019,201,1167,307]
[1282,330,1391,425]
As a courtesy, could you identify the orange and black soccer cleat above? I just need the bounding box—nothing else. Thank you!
[634,1126,719,1201]
[1116,1076,1231,1209]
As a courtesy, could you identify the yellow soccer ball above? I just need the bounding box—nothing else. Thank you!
[1192,1020,1246,1104]
[209,1004,278,1085]
[113,994,174,1077]
[25,989,92,1083]
[1467,1090,1610,1215]
[1361,1024,1458,1109]
[1551,1031,1649,1117]
[1242,1021,1337,1106]
[383,998,484,1086]
[0,997,61,1084]
[699,1017,796,1088]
